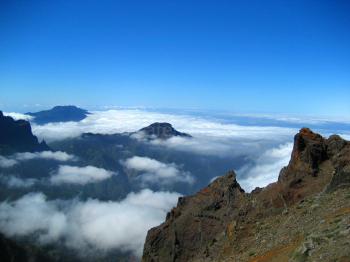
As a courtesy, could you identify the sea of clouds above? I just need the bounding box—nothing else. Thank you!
[26,109,303,190]
[0,151,76,168]
[0,190,180,257]
[1,108,350,257]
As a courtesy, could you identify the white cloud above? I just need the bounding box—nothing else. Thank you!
[238,142,293,192]
[0,193,66,241]
[0,190,180,257]
[122,156,194,185]
[147,135,262,157]
[31,109,297,144]
[0,151,76,168]
[15,151,76,162]
[30,108,297,158]
[3,112,33,121]
[51,165,115,185]
[0,156,18,168]
[132,132,238,156]
[0,175,38,188]
[9,108,347,158]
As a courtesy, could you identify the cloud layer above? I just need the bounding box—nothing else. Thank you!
[238,142,293,192]
[0,175,38,188]
[0,156,18,168]
[31,109,297,141]
[0,190,180,257]
[50,165,115,185]
[0,151,76,168]
[16,151,76,162]
[122,156,194,185]
[3,112,33,121]
[30,109,299,160]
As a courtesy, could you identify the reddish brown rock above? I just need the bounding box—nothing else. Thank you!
[142,128,350,262]
[143,171,246,262]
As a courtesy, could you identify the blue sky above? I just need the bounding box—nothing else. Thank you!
[0,0,349,117]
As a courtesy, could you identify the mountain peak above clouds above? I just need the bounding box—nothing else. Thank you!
[138,122,192,139]
[27,105,89,124]
[142,128,350,262]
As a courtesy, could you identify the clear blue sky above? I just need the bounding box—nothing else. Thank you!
[1,0,349,117]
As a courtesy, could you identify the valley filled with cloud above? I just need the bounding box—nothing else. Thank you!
[1,108,350,258]
[0,190,180,257]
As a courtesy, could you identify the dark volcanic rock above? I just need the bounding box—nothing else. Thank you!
[138,122,191,139]
[142,129,350,262]
[0,234,53,262]
[28,105,89,124]
[0,111,49,154]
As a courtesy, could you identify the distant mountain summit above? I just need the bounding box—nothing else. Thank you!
[139,122,191,139]
[28,105,89,124]
[0,111,49,154]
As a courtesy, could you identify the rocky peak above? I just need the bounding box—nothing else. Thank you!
[138,122,191,139]
[205,170,245,199]
[143,170,247,262]
[142,129,350,262]
[166,171,245,221]
[277,128,349,201]
[290,127,327,170]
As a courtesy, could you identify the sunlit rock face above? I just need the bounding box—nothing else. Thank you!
[142,128,350,262]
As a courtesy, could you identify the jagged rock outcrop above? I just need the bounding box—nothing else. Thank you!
[142,128,350,262]
[144,171,245,261]
[0,111,49,154]
[276,128,350,203]
[27,105,89,124]
[138,123,191,139]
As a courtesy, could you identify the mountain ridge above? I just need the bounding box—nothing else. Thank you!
[142,128,350,261]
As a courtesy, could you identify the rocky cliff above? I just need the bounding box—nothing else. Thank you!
[0,111,49,154]
[142,128,350,262]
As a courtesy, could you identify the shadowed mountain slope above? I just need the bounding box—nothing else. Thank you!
[0,111,49,154]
